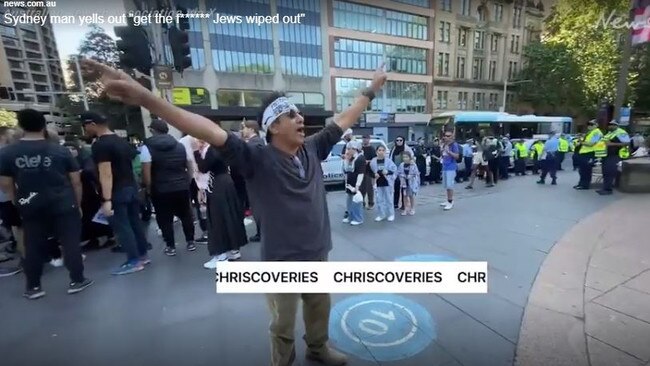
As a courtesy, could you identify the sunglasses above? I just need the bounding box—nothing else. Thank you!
[396,139,403,142]
[287,110,303,118]
[444,135,452,138]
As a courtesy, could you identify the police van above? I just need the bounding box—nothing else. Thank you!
[321,136,388,185]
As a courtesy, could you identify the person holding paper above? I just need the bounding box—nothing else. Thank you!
[82,58,387,366]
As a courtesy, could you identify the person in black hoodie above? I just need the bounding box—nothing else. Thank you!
[141,119,196,256]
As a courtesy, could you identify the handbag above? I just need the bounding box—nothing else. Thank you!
[353,191,363,203]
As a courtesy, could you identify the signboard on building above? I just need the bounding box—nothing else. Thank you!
[380,113,395,124]
[172,87,210,106]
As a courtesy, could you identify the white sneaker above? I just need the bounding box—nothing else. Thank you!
[440,202,448,207]
[227,250,241,260]
[342,218,350,223]
[400,211,408,216]
[50,258,64,267]
[387,215,395,222]
[203,256,221,269]
[409,210,415,216]
[375,216,384,222]
[350,221,362,226]
[444,201,454,210]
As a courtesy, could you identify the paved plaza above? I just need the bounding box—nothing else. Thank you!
[1,168,647,366]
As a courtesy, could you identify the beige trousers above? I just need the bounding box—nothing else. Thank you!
[265,293,331,366]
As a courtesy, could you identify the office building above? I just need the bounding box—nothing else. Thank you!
[432,0,547,114]
[0,6,66,120]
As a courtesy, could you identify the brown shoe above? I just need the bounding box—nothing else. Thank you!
[306,347,348,365]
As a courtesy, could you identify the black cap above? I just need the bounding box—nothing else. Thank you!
[149,119,169,134]
[79,111,107,125]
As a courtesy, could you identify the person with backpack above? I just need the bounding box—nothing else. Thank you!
[440,131,461,210]
[0,109,93,299]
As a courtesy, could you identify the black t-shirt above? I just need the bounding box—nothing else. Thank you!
[0,140,79,219]
[362,145,376,175]
[375,158,389,187]
[403,163,411,187]
[91,134,137,193]
[345,155,366,194]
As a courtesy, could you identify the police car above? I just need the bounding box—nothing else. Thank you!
[321,137,388,185]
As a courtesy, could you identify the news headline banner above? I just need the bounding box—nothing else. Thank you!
[215,261,488,294]
[2,7,308,27]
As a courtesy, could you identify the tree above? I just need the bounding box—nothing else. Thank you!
[0,109,17,127]
[66,24,119,101]
[517,42,585,115]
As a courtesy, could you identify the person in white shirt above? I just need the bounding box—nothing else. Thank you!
[179,134,209,244]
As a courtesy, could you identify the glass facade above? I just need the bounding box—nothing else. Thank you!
[163,0,205,70]
[436,90,448,109]
[207,0,274,73]
[334,38,426,74]
[391,0,430,7]
[335,78,426,113]
[333,1,428,40]
[278,0,322,77]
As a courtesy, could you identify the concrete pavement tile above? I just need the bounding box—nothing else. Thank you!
[376,342,459,366]
[589,246,650,278]
[515,304,588,366]
[593,286,650,324]
[485,268,531,308]
[588,336,646,366]
[585,286,604,303]
[585,266,632,292]
[439,293,524,343]
[624,271,650,295]
[585,303,650,361]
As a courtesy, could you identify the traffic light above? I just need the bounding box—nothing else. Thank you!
[168,25,191,73]
[114,23,152,74]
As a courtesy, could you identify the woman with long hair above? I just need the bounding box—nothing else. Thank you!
[388,136,412,209]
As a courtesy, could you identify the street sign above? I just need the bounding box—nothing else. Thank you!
[330,294,435,362]
[620,107,631,126]
[154,65,173,89]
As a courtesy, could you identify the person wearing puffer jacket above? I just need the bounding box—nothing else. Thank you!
[397,151,420,216]
[369,145,397,222]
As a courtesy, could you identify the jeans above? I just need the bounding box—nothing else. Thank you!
[151,189,195,248]
[361,175,375,207]
[602,156,620,191]
[464,157,473,180]
[110,186,149,262]
[540,154,557,181]
[499,156,510,179]
[557,152,566,170]
[375,186,394,219]
[346,194,364,223]
[23,211,84,289]
[190,179,207,233]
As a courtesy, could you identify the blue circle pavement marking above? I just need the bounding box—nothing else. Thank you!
[329,294,436,362]
[395,254,458,262]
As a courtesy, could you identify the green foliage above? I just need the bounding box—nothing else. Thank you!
[0,109,17,127]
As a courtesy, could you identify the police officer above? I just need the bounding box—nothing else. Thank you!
[557,134,570,170]
[513,139,528,176]
[574,120,605,190]
[597,120,630,195]
[537,132,559,185]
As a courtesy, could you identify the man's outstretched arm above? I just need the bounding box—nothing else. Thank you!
[83,59,227,147]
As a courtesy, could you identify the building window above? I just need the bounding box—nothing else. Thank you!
[488,93,499,110]
[508,61,519,80]
[333,1,428,40]
[494,4,503,22]
[458,27,468,47]
[472,57,484,80]
[460,0,471,16]
[478,5,487,21]
[440,0,451,12]
[474,30,485,50]
[439,21,451,43]
[437,52,450,76]
[490,34,499,52]
[436,90,448,109]
[334,38,427,74]
[510,35,520,53]
[278,0,323,77]
[488,60,497,81]
[456,56,466,79]
[515,35,520,53]
[513,6,522,28]
[0,25,16,37]
[207,0,273,73]
[458,91,468,110]
[391,0,430,7]
[473,92,485,110]
[334,77,426,113]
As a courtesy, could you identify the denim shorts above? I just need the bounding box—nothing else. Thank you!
[443,170,456,190]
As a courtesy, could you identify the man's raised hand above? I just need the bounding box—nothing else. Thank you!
[81,59,153,106]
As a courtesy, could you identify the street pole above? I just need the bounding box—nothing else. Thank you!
[74,55,89,111]
[613,0,635,125]
[501,79,508,112]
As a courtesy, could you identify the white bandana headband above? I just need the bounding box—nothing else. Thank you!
[261,97,299,132]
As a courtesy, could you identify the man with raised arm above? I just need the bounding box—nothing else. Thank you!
[83,59,387,366]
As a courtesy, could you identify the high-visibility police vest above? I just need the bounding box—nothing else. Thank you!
[532,142,543,158]
[558,138,569,152]
[580,129,605,156]
[604,128,631,159]
[515,143,528,158]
